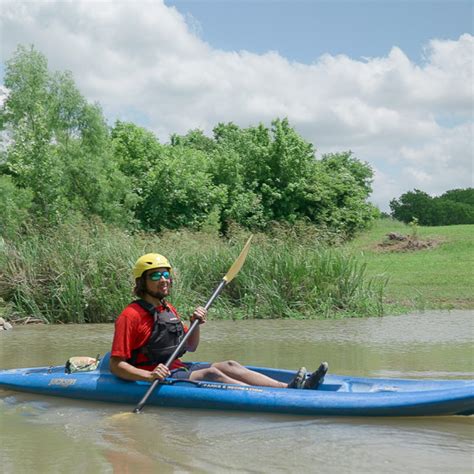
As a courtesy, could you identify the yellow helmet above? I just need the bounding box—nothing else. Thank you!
[133,253,171,279]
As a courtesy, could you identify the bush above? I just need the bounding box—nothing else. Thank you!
[0,222,386,323]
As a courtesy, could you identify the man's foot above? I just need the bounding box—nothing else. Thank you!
[287,367,307,389]
[303,362,328,390]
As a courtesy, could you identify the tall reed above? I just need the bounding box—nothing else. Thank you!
[0,222,386,323]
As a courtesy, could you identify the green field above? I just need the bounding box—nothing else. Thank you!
[349,219,474,311]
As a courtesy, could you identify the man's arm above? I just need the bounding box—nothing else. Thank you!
[185,306,207,352]
[185,324,200,352]
[109,356,170,382]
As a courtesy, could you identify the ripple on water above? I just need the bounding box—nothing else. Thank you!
[0,310,473,472]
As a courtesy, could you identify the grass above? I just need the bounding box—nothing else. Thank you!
[348,219,474,311]
[1,218,471,323]
[0,221,386,323]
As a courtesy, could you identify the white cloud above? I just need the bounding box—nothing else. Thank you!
[1,0,472,210]
[0,85,8,107]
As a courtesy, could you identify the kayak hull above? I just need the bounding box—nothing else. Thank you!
[0,353,473,417]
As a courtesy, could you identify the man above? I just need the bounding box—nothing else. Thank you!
[110,253,328,389]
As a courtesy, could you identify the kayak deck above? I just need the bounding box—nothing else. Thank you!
[0,353,473,417]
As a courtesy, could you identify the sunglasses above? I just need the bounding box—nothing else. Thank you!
[148,270,171,281]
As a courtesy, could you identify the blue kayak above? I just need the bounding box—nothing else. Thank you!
[0,353,472,417]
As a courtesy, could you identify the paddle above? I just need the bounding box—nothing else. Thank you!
[132,235,253,414]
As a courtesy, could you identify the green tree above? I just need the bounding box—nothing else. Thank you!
[308,152,378,236]
[319,151,373,194]
[302,164,364,237]
[0,45,59,219]
[390,189,433,225]
[0,45,51,136]
[1,45,134,227]
[137,146,225,231]
[210,119,317,227]
[210,122,267,230]
[260,118,316,222]
[111,121,163,188]
[178,119,377,236]
[390,188,474,225]
[431,198,474,225]
[170,129,216,153]
[439,188,474,206]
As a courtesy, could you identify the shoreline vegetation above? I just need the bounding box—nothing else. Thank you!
[1,219,472,324]
[0,220,385,323]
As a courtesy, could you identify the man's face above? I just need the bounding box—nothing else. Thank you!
[145,267,171,299]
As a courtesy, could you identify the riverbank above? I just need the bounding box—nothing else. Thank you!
[1,219,472,323]
[348,219,474,312]
[0,221,385,323]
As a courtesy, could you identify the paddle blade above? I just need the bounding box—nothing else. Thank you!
[223,235,253,284]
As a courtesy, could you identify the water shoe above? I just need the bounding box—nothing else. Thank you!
[287,367,307,389]
[303,362,328,390]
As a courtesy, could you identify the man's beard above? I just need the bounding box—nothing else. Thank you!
[146,288,168,300]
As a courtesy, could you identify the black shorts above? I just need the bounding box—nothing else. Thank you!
[170,362,212,380]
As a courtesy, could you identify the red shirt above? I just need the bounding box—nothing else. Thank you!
[111,301,188,371]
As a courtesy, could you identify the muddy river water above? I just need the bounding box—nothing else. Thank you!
[0,310,473,473]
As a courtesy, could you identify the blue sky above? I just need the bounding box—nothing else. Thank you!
[1,1,472,210]
[167,0,473,64]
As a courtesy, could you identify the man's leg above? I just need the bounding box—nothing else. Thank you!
[212,360,287,388]
[188,366,250,385]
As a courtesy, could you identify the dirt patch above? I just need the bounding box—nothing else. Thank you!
[376,232,443,252]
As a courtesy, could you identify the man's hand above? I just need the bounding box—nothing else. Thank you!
[149,363,170,381]
[190,306,207,325]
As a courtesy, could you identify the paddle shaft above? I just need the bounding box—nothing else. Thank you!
[132,280,226,414]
